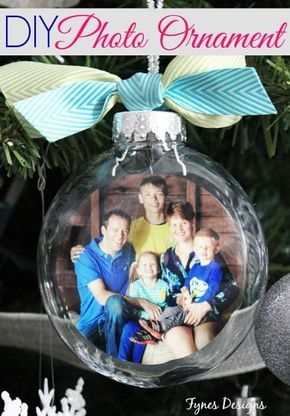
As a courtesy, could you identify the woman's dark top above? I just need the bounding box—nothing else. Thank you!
[160,247,240,320]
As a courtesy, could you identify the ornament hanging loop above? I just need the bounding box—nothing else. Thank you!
[146,0,164,74]
[112,148,129,177]
[172,143,187,176]
[234,385,265,416]
[147,56,160,74]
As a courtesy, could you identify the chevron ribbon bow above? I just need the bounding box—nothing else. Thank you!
[0,56,276,142]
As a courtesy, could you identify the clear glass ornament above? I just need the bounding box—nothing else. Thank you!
[38,111,267,387]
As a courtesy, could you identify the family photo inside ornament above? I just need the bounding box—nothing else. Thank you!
[38,111,268,387]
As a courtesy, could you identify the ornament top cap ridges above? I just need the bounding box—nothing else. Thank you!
[112,111,187,145]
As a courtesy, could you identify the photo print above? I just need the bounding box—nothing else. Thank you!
[54,173,242,366]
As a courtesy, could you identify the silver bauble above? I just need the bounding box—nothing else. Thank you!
[254,274,290,385]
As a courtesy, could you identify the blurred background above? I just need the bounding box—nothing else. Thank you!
[0,0,289,414]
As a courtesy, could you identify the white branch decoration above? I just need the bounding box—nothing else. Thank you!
[1,378,86,416]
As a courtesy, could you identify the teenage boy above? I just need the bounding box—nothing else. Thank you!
[129,175,170,255]
[71,175,171,260]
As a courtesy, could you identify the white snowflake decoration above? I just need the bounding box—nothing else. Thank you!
[36,379,57,416]
[60,378,86,416]
[1,379,86,416]
[1,392,28,416]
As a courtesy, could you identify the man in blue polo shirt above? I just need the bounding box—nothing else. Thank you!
[75,209,161,357]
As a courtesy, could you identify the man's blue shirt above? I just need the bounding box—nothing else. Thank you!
[75,237,135,338]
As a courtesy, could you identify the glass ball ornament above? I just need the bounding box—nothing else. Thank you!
[38,111,268,387]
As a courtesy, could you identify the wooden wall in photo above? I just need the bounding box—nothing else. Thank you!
[100,174,191,221]
[54,196,95,314]
[55,174,242,312]
[196,187,242,287]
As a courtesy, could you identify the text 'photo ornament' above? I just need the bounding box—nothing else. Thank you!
[0,56,276,387]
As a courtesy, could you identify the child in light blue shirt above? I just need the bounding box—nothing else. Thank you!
[118,251,169,362]
[128,252,169,318]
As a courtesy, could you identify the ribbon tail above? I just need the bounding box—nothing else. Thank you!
[0,61,120,141]
[164,67,277,117]
[12,81,118,142]
[0,61,120,102]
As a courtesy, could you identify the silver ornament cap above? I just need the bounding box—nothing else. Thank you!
[112,111,187,145]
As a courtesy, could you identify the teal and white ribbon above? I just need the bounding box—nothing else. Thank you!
[0,56,276,142]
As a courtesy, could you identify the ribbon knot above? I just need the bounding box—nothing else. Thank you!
[118,73,164,111]
[0,56,276,142]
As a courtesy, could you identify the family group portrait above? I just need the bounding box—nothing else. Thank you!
[55,173,243,366]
